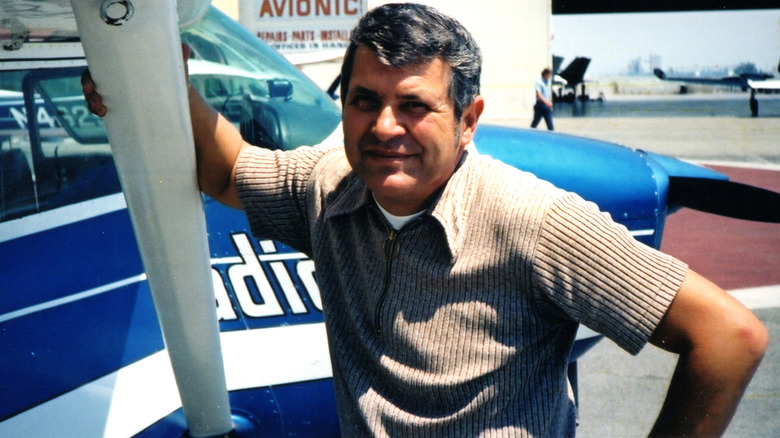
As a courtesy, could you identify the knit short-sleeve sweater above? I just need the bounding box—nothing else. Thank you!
[236,143,687,437]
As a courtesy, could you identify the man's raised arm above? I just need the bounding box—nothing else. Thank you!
[186,82,246,209]
[81,44,247,209]
[648,269,768,437]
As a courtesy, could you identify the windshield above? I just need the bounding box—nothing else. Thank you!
[182,8,342,150]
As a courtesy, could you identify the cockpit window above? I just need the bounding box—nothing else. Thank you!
[35,69,107,144]
[0,68,118,222]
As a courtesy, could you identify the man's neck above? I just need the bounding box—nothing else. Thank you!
[374,195,426,230]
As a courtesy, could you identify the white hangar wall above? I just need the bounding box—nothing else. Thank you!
[215,0,552,123]
[366,0,552,123]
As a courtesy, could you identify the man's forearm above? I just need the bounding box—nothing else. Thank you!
[649,347,763,437]
[187,86,246,209]
[648,270,768,437]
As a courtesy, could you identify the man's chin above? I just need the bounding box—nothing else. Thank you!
[370,183,413,198]
[366,178,418,200]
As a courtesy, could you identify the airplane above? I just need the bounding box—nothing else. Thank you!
[1,1,779,437]
[654,63,780,116]
[552,55,593,103]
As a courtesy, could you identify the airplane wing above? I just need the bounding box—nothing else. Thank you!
[654,67,778,116]
[653,68,749,88]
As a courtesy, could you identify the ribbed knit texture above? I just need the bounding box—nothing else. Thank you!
[237,144,687,437]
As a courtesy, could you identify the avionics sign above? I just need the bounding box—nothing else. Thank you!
[239,0,367,54]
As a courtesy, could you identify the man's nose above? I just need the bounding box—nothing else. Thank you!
[372,106,405,142]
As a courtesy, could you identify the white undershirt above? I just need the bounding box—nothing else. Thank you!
[370,141,476,230]
[374,196,426,230]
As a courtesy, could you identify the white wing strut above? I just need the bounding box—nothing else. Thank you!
[70,1,233,436]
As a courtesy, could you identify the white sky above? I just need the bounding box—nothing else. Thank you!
[551,9,780,77]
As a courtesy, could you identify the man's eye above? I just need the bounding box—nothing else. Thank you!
[350,96,379,111]
[401,101,430,115]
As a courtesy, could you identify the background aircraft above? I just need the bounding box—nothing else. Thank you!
[552,55,594,103]
[654,63,780,116]
[1,1,779,436]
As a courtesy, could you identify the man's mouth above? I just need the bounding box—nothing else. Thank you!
[363,151,419,169]
[358,136,419,163]
[364,149,409,158]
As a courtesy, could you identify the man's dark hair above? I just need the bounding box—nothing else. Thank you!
[541,67,552,77]
[340,3,482,120]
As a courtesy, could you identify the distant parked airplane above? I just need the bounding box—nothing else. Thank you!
[552,56,592,103]
[654,62,780,116]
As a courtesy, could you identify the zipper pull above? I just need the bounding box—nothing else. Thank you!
[383,230,400,259]
[375,230,400,336]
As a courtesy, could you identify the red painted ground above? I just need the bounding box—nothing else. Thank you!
[660,165,780,291]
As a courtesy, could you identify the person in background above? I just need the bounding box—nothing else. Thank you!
[531,67,554,130]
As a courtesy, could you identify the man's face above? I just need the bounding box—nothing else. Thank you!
[342,46,483,216]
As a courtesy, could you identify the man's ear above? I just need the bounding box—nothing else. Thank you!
[459,95,484,147]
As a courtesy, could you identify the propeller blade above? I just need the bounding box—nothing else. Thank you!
[71,1,232,436]
[668,177,780,223]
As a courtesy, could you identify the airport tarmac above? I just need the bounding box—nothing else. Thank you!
[491,94,780,167]
[492,98,780,437]
[554,116,780,167]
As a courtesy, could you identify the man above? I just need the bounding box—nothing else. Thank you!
[84,3,767,437]
[531,67,554,130]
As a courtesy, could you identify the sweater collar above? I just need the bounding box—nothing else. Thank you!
[324,145,478,262]
[429,147,476,262]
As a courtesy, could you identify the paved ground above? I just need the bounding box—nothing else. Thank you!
[492,110,780,437]
[556,117,780,167]
[661,165,780,291]
[494,114,780,167]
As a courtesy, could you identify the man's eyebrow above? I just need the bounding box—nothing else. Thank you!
[350,86,378,97]
[350,86,427,101]
[399,92,424,100]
